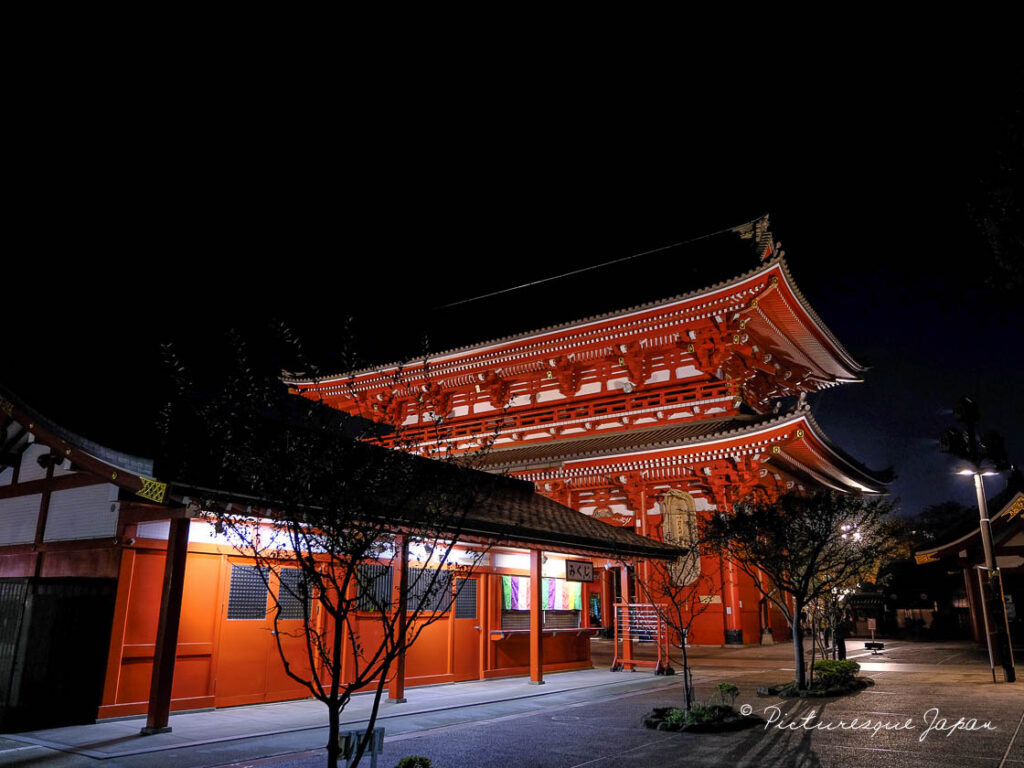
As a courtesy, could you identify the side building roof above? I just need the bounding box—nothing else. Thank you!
[0,385,680,561]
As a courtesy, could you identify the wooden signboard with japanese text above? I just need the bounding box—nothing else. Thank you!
[565,560,594,582]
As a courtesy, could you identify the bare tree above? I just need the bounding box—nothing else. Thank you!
[159,326,503,767]
[704,490,902,690]
[632,552,713,710]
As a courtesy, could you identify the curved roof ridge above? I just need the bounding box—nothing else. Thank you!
[0,383,154,477]
[799,409,890,490]
[915,489,1024,560]
[481,406,813,469]
[775,257,863,373]
[287,229,778,385]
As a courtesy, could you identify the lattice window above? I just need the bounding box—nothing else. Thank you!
[543,610,580,629]
[408,569,453,613]
[277,567,311,620]
[356,564,392,612]
[455,578,477,619]
[227,565,269,620]
[501,610,530,630]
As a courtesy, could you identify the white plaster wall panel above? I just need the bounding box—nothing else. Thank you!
[0,494,41,544]
[188,520,239,546]
[1005,531,1024,547]
[451,405,469,417]
[578,382,602,396]
[43,484,118,541]
[53,458,75,477]
[535,390,563,403]
[674,365,702,379]
[694,495,714,511]
[494,552,529,571]
[644,370,670,385]
[137,520,170,540]
[18,444,52,483]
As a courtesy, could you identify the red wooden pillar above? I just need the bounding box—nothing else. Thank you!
[600,567,611,630]
[388,535,409,703]
[723,559,743,645]
[141,516,190,734]
[619,564,633,667]
[529,549,544,684]
[478,572,489,679]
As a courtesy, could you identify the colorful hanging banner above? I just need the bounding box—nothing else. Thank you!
[502,576,581,611]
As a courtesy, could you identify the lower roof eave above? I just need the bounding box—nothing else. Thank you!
[459,530,684,561]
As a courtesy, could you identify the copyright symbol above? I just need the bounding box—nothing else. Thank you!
[740,704,752,716]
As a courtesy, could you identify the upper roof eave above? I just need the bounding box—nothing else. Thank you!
[286,252,863,386]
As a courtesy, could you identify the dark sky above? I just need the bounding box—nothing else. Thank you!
[5,60,1021,518]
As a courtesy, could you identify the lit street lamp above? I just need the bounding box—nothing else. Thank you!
[941,397,1015,683]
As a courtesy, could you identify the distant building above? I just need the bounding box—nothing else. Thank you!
[914,476,1024,648]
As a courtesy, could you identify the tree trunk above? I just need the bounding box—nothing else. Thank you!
[326,701,341,768]
[326,613,345,768]
[792,618,806,689]
[680,642,693,710]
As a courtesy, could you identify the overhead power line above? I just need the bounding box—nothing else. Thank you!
[437,215,769,310]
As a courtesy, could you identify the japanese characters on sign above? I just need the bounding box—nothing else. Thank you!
[565,559,594,582]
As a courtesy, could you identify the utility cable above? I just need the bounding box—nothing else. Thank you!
[436,215,768,310]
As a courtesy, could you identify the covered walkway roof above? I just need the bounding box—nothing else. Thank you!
[1,384,683,561]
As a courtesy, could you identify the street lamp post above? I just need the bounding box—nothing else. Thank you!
[942,397,1015,683]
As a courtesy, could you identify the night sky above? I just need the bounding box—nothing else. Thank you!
[5,61,1021,519]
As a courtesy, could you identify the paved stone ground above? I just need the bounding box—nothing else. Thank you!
[239,641,1023,768]
[2,639,1019,768]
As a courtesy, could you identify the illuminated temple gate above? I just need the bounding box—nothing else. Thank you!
[289,222,887,647]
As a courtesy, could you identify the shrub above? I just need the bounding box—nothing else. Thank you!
[715,682,739,706]
[396,757,432,768]
[813,660,860,688]
[665,708,687,725]
[683,704,734,725]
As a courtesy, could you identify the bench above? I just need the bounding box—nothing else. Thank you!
[339,727,385,768]
[864,641,885,655]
